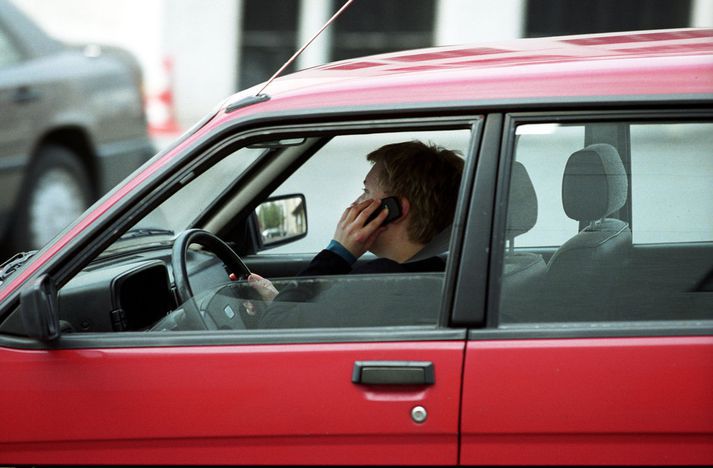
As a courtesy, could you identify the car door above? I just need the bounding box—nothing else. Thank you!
[459,111,713,465]
[3,337,466,465]
[0,117,483,465]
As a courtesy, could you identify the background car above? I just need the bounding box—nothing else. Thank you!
[0,28,711,465]
[0,0,154,254]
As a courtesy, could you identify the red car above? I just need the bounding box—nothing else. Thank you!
[1,28,712,465]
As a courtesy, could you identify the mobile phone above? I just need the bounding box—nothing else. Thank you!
[364,196,402,227]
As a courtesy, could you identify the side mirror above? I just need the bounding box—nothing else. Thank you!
[255,194,307,250]
[20,274,60,341]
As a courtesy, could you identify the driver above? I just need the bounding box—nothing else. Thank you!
[248,140,464,327]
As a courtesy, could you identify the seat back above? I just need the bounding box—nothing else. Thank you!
[503,161,546,282]
[406,225,452,264]
[499,162,546,321]
[544,143,632,320]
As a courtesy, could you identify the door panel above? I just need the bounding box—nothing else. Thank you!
[460,336,713,465]
[1,340,464,465]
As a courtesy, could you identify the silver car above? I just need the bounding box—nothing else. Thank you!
[0,0,154,252]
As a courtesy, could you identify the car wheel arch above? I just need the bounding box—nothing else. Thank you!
[32,126,99,199]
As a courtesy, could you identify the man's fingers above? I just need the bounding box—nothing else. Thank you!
[344,199,373,224]
[354,199,382,224]
[356,204,389,241]
[361,202,389,228]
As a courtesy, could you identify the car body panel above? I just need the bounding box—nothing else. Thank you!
[460,336,713,464]
[223,29,713,116]
[1,340,464,465]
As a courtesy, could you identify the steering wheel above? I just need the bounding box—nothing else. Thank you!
[171,229,251,329]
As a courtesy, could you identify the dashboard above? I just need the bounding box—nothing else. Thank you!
[57,247,228,333]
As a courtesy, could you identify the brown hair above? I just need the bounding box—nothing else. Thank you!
[367,140,464,244]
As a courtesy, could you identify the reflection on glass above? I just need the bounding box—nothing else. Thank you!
[256,194,307,246]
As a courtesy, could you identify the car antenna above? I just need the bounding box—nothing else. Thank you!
[227,0,356,112]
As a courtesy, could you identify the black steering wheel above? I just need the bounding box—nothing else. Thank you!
[171,229,251,329]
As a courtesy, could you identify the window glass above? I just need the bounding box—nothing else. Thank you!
[57,125,471,335]
[238,0,298,88]
[631,123,713,244]
[512,124,583,247]
[331,0,435,61]
[525,0,691,37]
[0,27,21,67]
[499,120,713,325]
[153,273,446,331]
[267,129,472,254]
[105,146,264,254]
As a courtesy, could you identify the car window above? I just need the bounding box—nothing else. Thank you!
[57,124,473,334]
[152,272,446,331]
[498,119,713,325]
[119,147,265,244]
[630,123,713,244]
[508,124,584,247]
[0,26,21,67]
[265,130,472,254]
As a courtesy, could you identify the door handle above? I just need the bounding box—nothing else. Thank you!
[352,361,435,385]
[13,86,41,104]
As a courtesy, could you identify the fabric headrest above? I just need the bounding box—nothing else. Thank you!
[506,161,538,240]
[406,225,451,263]
[562,143,627,222]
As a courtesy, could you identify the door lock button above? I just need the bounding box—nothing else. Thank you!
[411,405,427,423]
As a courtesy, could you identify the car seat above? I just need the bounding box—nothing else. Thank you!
[499,161,546,322]
[544,143,632,321]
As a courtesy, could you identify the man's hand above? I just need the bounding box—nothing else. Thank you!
[333,199,389,258]
[247,273,279,302]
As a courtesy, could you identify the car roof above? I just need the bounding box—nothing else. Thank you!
[221,28,713,117]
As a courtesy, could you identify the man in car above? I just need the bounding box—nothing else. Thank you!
[249,140,464,327]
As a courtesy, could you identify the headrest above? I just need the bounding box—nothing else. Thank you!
[562,144,627,222]
[506,161,538,240]
[406,225,452,263]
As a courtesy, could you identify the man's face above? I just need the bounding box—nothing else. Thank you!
[357,162,393,256]
[357,162,388,204]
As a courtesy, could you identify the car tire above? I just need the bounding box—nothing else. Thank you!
[11,144,93,251]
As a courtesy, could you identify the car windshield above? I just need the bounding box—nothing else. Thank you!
[104,146,265,253]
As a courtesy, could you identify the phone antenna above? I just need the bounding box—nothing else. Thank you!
[256,0,356,97]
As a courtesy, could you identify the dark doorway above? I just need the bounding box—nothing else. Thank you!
[525,0,692,37]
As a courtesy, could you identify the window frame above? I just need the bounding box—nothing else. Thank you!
[475,108,713,341]
[1,114,484,350]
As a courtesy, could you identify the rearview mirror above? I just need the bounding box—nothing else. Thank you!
[20,274,60,341]
[256,194,307,249]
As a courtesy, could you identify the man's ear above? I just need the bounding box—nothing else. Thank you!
[392,197,410,224]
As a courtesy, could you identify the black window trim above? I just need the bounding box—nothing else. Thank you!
[474,107,713,340]
[447,113,501,327]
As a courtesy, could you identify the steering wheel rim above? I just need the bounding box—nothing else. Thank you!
[171,229,250,329]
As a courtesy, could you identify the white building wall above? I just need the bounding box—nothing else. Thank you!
[691,0,713,27]
[296,0,332,69]
[162,0,238,127]
[434,0,525,45]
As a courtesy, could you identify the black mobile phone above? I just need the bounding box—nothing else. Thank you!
[364,196,402,227]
